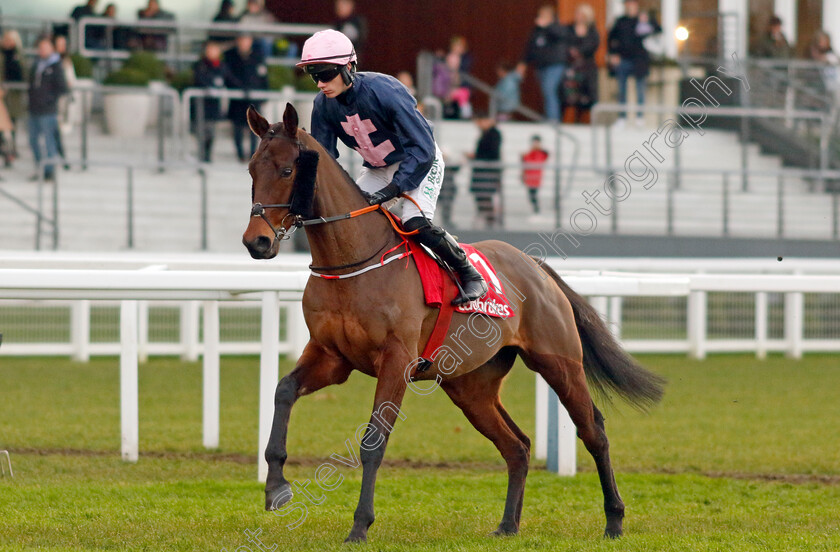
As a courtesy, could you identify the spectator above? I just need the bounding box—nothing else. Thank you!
[608,0,660,127]
[53,35,77,169]
[67,0,100,47]
[137,0,176,52]
[395,70,416,96]
[562,3,599,123]
[467,113,502,229]
[494,60,522,121]
[0,74,13,170]
[210,0,239,44]
[192,41,229,162]
[807,30,840,97]
[753,15,792,59]
[0,30,25,166]
[437,148,461,228]
[225,34,268,162]
[71,0,99,20]
[97,4,132,51]
[518,5,568,122]
[521,135,548,214]
[432,48,471,119]
[449,35,474,75]
[333,0,367,58]
[27,36,68,181]
[239,0,276,59]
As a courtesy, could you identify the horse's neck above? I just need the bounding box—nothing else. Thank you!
[301,134,395,268]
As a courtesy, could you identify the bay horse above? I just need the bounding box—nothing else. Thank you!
[241,104,664,543]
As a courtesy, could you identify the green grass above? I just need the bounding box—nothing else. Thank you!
[1,354,839,550]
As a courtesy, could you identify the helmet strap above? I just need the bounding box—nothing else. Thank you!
[340,62,356,85]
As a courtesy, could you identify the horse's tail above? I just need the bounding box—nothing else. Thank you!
[537,259,666,410]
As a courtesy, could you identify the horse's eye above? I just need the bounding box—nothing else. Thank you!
[280,167,293,178]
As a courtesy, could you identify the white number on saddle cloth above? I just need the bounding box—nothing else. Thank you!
[469,252,503,294]
[454,251,513,318]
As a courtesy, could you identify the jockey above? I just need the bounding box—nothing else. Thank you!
[298,29,487,305]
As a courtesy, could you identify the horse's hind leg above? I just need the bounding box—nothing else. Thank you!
[441,347,529,536]
[264,341,352,511]
[523,352,625,538]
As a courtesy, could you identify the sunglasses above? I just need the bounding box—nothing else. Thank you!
[305,65,343,84]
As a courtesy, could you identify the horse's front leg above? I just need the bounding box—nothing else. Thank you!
[265,341,352,511]
[344,340,411,543]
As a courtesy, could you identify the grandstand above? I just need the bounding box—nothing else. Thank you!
[2,1,840,257]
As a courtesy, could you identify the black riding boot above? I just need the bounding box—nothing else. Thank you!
[407,217,488,305]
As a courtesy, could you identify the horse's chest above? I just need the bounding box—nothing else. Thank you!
[306,307,389,367]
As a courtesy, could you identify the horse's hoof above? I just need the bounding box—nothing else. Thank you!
[603,524,623,539]
[265,483,293,511]
[343,532,367,544]
[491,523,518,537]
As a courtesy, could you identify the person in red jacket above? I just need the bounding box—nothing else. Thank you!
[521,135,548,214]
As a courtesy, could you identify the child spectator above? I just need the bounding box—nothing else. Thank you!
[494,60,521,121]
[521,135,548,214]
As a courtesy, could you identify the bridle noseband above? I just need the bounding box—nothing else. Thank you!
[250,201,299,241]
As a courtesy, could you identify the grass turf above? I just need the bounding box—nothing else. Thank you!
[0,353,838,550]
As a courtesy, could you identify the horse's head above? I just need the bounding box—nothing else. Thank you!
[242,103,318,259]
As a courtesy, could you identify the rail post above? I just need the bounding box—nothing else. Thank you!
[755,291,768,360]
[688,289,707,359]
[180,301,201,362]
[258,291,280,482]
[120,300,139,462]
[202,300,220,449]
[785,283,804,359]
[71,300,91,362]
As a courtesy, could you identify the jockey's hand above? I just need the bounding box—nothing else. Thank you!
[366,183,401,206]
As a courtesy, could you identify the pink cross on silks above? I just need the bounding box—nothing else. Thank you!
[340,114,396,167]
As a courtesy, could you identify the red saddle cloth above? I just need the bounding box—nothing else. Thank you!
[406,239,514,364]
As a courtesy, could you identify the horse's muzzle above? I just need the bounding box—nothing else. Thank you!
[243,234,279,259]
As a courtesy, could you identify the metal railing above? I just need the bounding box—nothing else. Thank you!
[73,17,326,71]
[590,102,833,189]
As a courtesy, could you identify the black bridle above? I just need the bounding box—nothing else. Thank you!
[249,132,398,272]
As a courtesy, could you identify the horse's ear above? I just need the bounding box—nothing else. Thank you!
[282,103,299,137]
[247,105,270,138]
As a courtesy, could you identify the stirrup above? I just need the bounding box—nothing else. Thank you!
[451,278,488,306]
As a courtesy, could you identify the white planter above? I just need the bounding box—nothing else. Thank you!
[103,92,152,138]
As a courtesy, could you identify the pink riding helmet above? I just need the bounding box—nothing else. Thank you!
[296,29,357,67]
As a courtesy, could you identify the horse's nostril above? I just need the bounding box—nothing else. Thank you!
[254,235,272,252]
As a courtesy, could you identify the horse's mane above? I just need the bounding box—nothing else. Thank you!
[296,129,367,200]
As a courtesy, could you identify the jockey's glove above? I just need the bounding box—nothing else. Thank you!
[366,183,401,206]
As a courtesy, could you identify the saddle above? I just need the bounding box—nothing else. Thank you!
[407,238,514,372]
